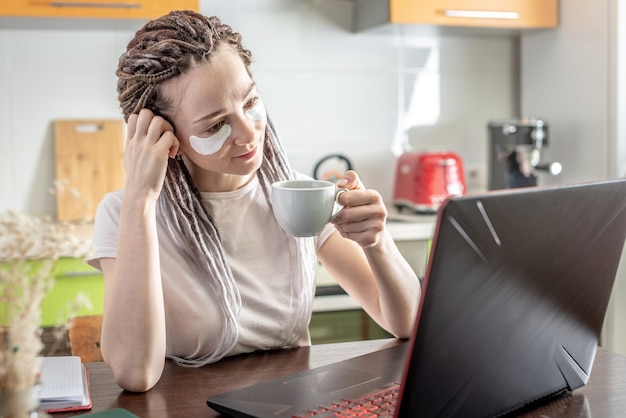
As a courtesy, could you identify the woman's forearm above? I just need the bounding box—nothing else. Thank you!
[319,230,421,340]
[363,230,421,338]
[100,196,167,392]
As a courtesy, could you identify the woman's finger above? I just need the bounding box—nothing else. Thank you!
[156,131,180,159]
[336,170,363,190]
[126,113,138,143]
[134,108,155,141]
[168,136,180,159]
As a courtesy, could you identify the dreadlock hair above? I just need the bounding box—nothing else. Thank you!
[116,10,316,366]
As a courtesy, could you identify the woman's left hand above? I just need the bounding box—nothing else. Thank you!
[331,170,388,249]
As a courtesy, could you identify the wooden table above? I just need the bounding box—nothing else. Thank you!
[55,338,626,418]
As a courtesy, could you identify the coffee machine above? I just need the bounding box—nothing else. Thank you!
[487,118,562,190]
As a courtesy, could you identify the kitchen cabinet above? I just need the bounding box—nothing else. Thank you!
[355,0,558,31]
[0,0,198,20]
[309,310,392,344]
[40,257,104,328]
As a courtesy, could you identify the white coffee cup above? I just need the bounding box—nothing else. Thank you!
[271,179,347,237]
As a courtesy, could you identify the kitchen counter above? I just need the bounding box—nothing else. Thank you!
[386,212,437,241]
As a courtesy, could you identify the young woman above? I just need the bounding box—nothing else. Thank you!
[87,10,420,392]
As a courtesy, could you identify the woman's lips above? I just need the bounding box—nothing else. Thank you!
[236,146,257,160]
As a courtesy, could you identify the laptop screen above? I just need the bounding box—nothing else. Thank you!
[397,179,626,417]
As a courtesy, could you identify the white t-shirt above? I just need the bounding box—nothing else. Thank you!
[87,174,335,361]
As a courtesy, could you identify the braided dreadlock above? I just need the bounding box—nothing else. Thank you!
[116,10,316,366]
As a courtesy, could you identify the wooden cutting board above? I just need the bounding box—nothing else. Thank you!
[54,119,126,223]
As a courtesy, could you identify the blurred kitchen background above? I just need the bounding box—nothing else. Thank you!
[2,0,626,355]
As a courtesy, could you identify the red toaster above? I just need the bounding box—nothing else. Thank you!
[393,151,466,213]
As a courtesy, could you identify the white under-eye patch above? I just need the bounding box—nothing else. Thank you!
[189,100,265,156]
[189,124,232,155]
[245,99,266,121]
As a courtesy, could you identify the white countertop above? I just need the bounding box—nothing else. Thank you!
[385,206,437,241]
[386,218,436,241]
[313,294,360,312]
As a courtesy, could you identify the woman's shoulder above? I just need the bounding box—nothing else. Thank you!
[99,189,125,209]
[93,189,125,222]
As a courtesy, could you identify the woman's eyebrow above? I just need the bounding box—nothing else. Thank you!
[242,82,257,99]
[192,82,257,125]
[193,109,223,125]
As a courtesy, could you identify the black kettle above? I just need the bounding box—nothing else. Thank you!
[313,154,353,183]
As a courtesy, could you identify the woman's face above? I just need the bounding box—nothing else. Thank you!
[160,43,267,191]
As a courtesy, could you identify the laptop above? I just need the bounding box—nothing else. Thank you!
[207,178,626,418]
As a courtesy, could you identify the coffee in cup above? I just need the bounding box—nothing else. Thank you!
[271,179,346,237]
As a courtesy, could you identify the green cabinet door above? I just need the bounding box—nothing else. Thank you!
[40,257,104,327]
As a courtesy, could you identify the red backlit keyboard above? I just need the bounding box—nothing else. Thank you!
[291,383,400,418]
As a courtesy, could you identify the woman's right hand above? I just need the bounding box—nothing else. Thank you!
[103,107,177,391]
[124,109,180,201]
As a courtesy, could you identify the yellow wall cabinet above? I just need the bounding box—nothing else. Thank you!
[355,0,559,31]
[0,0,198,20]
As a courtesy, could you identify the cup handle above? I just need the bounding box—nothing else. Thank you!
[330,188,349,221]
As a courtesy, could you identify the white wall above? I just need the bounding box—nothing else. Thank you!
[0,0,517,218]
[520,0,626,356]
[0,19,130,217]
[607,0,626,357]
[520,1,611,186]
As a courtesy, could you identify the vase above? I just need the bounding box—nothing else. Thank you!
[0,386,50,418]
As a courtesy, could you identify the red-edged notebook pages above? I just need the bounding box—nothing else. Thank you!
[39,356,93,413]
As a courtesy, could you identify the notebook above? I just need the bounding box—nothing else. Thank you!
[39,356,92,413]
[207,178,626,418]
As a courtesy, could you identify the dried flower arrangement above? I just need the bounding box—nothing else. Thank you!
[45,292,93,358]
[0,210,92,392]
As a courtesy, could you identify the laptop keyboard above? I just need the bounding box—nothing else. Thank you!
[291,383,400,418]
